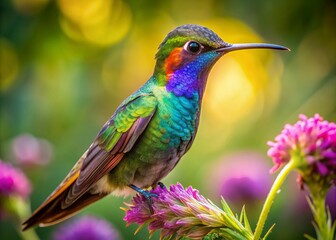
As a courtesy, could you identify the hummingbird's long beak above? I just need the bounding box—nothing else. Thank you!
[216,43,290,53]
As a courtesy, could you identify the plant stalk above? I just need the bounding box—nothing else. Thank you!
[253,161,295,240]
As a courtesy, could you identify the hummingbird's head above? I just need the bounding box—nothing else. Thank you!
[154,24,289,99]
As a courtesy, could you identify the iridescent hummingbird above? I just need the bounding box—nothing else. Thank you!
[22,24,288,230]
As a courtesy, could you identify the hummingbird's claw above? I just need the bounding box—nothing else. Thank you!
[129,184,158,214]
[158,182,166,189]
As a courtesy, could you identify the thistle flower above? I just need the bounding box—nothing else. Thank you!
[265,114,336,240]
[53,215,121,240]
[0,160,31,199]
[267,114,336,185]
[123,183,253,240]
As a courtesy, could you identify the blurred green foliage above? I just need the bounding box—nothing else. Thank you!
[1,0,335,239]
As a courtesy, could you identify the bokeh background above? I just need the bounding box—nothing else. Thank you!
[1,0,335,239]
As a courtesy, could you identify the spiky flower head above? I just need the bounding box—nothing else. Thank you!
[53,215,120,240]
[267,114,336,189]
[0,160,31,199]
[123,183,253,240]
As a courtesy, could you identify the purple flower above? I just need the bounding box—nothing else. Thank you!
[267,114,336,178]
[11,134,53,167]
[326,186,336,221]
[0,160,31,199]
[208,151,271,206]
[123,183,253,239]
[53,215,121,240]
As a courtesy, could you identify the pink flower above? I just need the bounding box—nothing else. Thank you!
[123,183,253,239]
[0,160,31,199]
[11,134,53,167]
[267,114,336,179]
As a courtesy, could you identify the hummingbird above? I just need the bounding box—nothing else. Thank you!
[22,24,288,230]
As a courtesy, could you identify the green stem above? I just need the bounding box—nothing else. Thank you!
[309,187,334,240]
[313,196,328,239]
[5,197,40,240]
[253,161,295,240]
[18,229,39,240]
[16,200,40,240]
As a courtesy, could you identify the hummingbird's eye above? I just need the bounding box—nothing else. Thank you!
[185,41,202,54]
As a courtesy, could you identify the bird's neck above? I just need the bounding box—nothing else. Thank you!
[154,51,219,100]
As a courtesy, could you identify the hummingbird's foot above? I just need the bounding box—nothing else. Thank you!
[158,182,166,189]
[129,184,158,214]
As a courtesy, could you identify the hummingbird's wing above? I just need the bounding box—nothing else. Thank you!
[63,94,158,207]
[22,94,157,230]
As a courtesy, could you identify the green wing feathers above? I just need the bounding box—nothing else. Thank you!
[99,95,158,151]
[64,94,158,206]
[22,94,157,230]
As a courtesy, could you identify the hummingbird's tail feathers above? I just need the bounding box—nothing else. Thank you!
[42,151,86,205]
[38,192,107,227]
[22,152,88,231]
[22,188,107,230]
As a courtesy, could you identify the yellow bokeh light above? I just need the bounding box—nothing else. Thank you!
[58,0,132,46]
[102,14,175,95]
[58,0,109,24]
[201,18,284,125]
[207,58,255,123]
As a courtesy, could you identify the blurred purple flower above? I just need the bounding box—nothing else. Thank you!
[209,151,272,205]
[0,160,31,199]
[123,183,253,239]
[326,186,336,221]
[53,215,121,240]
[267,114,336,178]
[11,134,53,167]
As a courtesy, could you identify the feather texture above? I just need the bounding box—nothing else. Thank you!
[22,24,231,230]
[22,94,157,229]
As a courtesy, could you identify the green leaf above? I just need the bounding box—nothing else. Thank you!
[262,224,275,240]
[304,234,317,240]
[221,197,234,217]
[221,228,248,240]
[241,206,252,233]
[239,206,244,223]
[306,196,317,217]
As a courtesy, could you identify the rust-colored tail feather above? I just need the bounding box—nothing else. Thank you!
[22,185,107,231]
